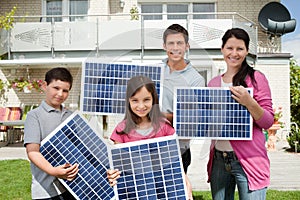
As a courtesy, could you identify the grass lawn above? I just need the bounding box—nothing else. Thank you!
[1,159,300,200]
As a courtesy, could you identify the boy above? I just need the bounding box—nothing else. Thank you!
[161,24,206,199]
[24,67,79,200]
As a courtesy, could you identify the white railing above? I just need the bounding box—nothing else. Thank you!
[0,12,257,59]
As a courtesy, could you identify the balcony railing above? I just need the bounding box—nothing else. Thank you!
[0,12,257,60]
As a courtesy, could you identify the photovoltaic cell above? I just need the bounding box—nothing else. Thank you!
[110,135,187,200]
[174,87,253,140]
[81,60,164,115]
[40,112,114,200]
[41,112,187,199]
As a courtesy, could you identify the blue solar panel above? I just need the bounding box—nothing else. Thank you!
[111,135,187,200]
[40,112,114,200]
[81,61,164,115]
[174,87,253,140]
[40,112,187,199]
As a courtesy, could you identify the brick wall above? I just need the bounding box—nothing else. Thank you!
[0,67,81,110]
[217,0,280,51]
[0,0,42,22]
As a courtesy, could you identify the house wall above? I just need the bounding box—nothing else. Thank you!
[0,0,42,22]
[0,67,81,110]
[256,55,291,137]
[217,0,280,52]
[0,0,292,134]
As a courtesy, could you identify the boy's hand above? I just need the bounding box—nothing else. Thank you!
[55,163,79,181]
[107,169,121,187]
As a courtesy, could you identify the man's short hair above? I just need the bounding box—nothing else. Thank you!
[163,24,189,44]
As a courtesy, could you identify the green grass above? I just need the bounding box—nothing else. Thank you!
[0,159,31,200]
[1,159,300,200]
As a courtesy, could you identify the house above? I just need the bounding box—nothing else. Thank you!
[0,0,292,138]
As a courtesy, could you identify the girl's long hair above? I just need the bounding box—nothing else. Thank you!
[117,76,165,134]
[222,28,257,87]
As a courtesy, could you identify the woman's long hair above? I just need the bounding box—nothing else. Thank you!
[117,75,165,134]
[222,28,256,87]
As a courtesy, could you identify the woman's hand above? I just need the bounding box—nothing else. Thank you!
[107,169,121,187]
[230,86,264,120]
[230,86,252,107]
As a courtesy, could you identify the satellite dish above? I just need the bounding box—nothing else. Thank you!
[258,1,296,36]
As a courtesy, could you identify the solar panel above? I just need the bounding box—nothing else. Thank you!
[40,112,114,200]
[40,112,187,199]
[81,60,164,115]
[110,135,187,200]
[174,87,253,140]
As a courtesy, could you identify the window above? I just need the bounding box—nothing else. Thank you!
[140,3,215,20]
[44,0,88,22]
[141,4,162,20]
[69,0,88,21]
[167,4,188,20]
[46,0,62,22]
[193,3,215,19]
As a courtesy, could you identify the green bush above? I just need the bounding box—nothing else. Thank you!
[290,60,300,128]
[287,128,300,152]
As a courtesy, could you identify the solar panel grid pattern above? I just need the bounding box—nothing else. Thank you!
[40,113,114,200]
[41,113,187,199]
[111,137,186,200]
[81,62,162,114]
[175,87,252,139]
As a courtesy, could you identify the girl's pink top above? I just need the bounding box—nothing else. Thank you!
[110,120,175,143]
[207,71,274,190]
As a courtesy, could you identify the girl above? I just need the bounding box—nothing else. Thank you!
[207,28,274,200]
[108,75,193,199]
[110,75,175,143]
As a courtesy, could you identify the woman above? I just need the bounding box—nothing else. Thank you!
[207,28,274,200]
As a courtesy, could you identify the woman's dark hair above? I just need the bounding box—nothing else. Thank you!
[117,76,164,134]
[222,28,256,87]
[45,67,73,89]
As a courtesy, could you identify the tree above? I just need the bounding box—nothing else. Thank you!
[0,6,17,30]
[288,59,300,152]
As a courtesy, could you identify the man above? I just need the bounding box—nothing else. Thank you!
[161,24,206,199]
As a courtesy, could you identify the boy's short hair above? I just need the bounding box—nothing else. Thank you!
[163,24,189,44]
[45,67,73,89]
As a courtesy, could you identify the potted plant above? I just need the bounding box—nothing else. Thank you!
[9,77,43,93]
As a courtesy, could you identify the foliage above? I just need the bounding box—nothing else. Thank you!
[130,5,139,20]
[273,106,284,128]
[288,59,300,152]
[0,6,17,30]
[287,127,300,152]
[290,59,300,127]
[9,77,43,93]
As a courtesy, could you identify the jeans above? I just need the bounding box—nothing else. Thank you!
[210,149,267,200]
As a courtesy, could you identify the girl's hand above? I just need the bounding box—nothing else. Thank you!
[107,169,121,187]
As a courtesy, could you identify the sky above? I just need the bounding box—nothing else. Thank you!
[281,0,300,64]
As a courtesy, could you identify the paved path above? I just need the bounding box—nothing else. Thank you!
[187,140,300,191]
[1,140,299,191]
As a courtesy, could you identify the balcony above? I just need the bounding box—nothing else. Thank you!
[0,12,257,65]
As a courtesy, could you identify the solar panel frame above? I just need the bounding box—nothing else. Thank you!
[109,135,188,200]
[174,87,253,140]
[40,111,188,199]
[40,111,115,200]
[80,59,164,115]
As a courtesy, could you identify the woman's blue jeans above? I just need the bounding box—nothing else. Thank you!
[210,149,267,200]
